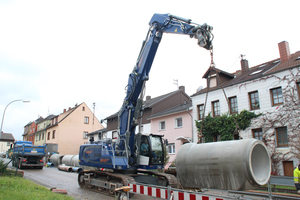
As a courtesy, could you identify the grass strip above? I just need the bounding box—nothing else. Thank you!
[0,176,74,200]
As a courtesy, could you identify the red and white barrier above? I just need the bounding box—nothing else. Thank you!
[128,183,226,200]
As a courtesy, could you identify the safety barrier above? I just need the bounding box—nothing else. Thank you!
[127,182,241,200]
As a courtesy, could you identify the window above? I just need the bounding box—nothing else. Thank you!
[52,130,56,139]
[213,134,221,142]
[39,134,41,141]
[249,91,260,110]
[82,106,85,111]
[252,129,263,141]
[42,133,44,140]
[84,116,89,124]
[175,117,183,128]
[159,121,165,130]
[209,75,217,87]
[229,96,238,114]
[47,132,50,140]
[276,127,288,147]
[212,100,220,117]
[112,131,118,139]
[83,131,88,139]
[167,143,175,154]
[297,82,300,99]
[197,104,204,120]
[271,87,283,106]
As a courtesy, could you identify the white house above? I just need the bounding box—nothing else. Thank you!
[191,41,300,176]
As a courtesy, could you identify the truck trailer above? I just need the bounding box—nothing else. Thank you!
[12,141,46,169]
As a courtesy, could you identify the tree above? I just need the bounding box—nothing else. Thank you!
[195,110,260,143]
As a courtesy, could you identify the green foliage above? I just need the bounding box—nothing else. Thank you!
[0,159,7,174]
[196,109,260,143]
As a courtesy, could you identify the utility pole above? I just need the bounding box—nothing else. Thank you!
[93,102,95,125]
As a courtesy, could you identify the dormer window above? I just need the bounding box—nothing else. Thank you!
[209,74,217,87]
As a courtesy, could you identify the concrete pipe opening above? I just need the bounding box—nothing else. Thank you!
[250,143,271,185]
[176,139,271,191]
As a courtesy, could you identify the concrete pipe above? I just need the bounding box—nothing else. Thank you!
[62,155,75,166]
[176,139,271,191]
[58,165,72,172]
[71,155,80,167]
[49,154,64,167]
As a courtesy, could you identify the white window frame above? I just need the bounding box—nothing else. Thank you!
[112,131,118,139]
[175,117,183,128]
[159,121,166,130]
[83,131,88,139]
[168,143,175,154]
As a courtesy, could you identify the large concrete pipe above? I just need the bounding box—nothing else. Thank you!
[71,155,80,167]
[176,139,271,191]
[62,155,75,166]
[49,154,64,167]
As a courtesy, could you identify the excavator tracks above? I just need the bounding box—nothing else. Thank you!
[78,170,178,197]
[78,170,135,197]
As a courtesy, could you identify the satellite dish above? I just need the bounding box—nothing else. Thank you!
[196,86,204,92]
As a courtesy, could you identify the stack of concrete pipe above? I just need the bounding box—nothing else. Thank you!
[50,154,85,173]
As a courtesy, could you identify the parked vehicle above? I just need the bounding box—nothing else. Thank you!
[12,141,46,169]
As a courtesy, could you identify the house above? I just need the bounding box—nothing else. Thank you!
[0,132,15,153]
[104,86,192,168]
[26,117,44,145]
[45,102,104,155]
[34,115,56,146]
[22,122,31,141]
[87,128,107,141]
[148,101,193,168]
[191,41,300,176]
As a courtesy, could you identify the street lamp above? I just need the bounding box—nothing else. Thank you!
[0,99,30,140]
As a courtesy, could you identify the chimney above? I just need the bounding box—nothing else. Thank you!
[241,59,249,74]
[63,109,66,113]
[146,96,151,100]
[179,86,185,93]
[68,107,71,110]
[278,41,291,62]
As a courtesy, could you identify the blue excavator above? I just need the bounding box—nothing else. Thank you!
[78,13,213,195]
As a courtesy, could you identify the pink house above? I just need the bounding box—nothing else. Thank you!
[105,86,193,169]
[149,102,193,168]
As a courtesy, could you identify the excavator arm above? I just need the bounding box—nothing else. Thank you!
[117,13,213,166]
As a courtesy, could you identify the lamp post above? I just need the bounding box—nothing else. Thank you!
[0,99,30,140]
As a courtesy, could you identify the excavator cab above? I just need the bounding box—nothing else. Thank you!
[138,134,164,169]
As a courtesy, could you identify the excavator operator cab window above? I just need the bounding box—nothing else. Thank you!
[149,135,164,165]
[140,136,149,156]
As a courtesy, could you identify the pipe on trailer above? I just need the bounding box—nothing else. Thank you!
[176,139,271,191]
[58,165,72,172]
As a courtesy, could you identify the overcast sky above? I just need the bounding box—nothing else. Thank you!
[1,0,300,141]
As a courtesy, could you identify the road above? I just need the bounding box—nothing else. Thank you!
[1,158,157,200]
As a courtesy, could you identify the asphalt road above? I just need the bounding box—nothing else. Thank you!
[1,158,157,200]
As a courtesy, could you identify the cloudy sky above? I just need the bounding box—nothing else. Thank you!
[1,0,300,141]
